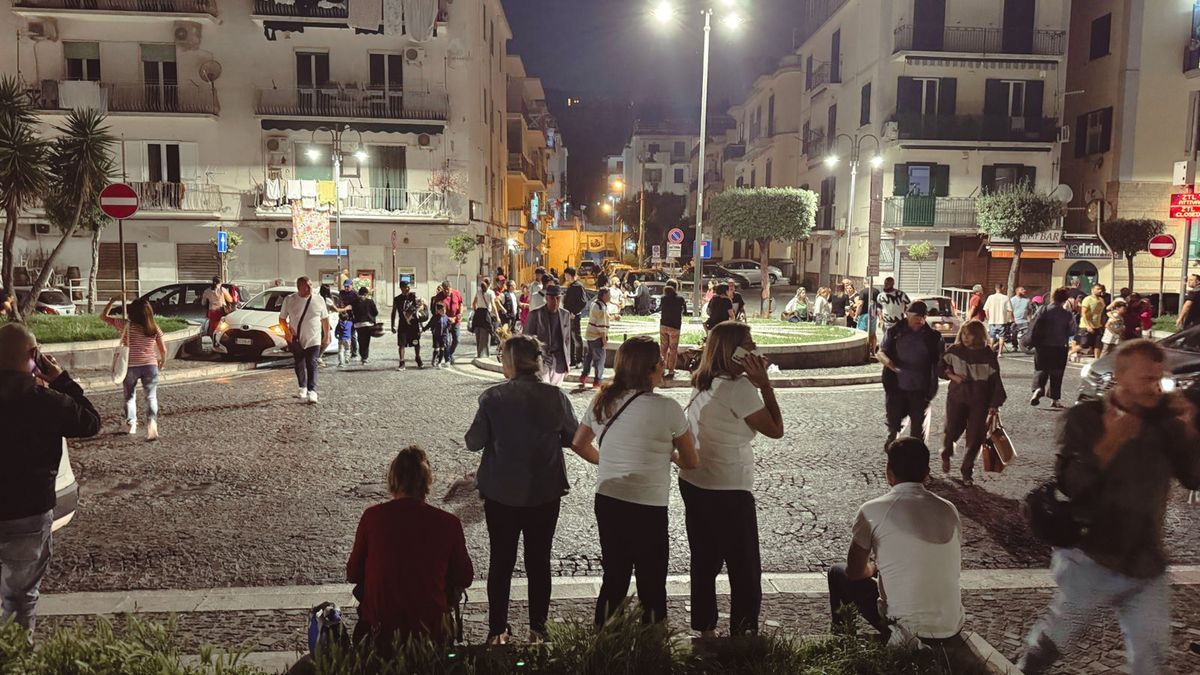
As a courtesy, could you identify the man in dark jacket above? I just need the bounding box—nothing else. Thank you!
[523,284,574,385]
[0,323,101,634]
[1029,287,1077,409]
[878,301,944,447]
[562,267,587,367]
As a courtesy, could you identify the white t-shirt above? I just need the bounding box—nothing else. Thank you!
[473,288,496,310]
[529,282,546,311]
[679,376,764,491]
[279,292,330,349]
[582,391,689,507]
[876,289,910,326]
[852,483,964,645]
[983,292,1013,326]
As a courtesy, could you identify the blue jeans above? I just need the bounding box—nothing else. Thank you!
[581,338,606,382]
[0,511,53,633]
[446,322,460,362]
[1019,548,1169,675]
[293,345,320,392]
[123,364,159,424]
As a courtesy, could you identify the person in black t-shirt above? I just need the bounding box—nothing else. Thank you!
[831,279,852,326]
[562,267,587,366]
[706,283,734,331]
[1178,274,1200,331]
[658,280,687,377]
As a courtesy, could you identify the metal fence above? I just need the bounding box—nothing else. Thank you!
[255,87,448,121]
[884,197,978,229]
[15,0,215,14]
[893,24,1066,56]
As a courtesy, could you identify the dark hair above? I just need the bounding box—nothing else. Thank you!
[502,334,543,375]
[319,284,332,299]
[597,287,610,304]
[592,336,661,422]
[664,279,678,296]
[886,437,930,483]
[435,302,446,313]
[535,267,546,275]
[541,274,552,285]
[211,276,221,287]
[388,446,433,499]
[714,283,729,296]
[564,266,577,277]
[692,321,752,392]
[1114,338,1165,366]
[127,298,160,336]
[358,286,369,296]
[1052,287,1070,304]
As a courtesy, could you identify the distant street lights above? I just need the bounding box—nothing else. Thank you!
[824,132,882,294]
[652,0,745,315]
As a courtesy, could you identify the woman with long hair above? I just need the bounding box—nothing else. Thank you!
[941,320,1006,485]
[571,336,700,627]
[658,280,686,378]
[680,321,784,637]
[813,287,833,325]
[472,278,496,357]
[782,287,810,322]
[518,283,532,329]
[580,287,611,388]
[103,296,168,441]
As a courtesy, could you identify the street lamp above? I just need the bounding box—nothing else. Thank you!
[308,124,366,273]
[653,0,746,316]
[824,131,882,298]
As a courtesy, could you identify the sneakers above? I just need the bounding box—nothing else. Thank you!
[146,419,159,442]
[579,376,589,388]
[1050,400,1065,410]
[397,362,406,370]
[297,387,308,399]
[1030,388,1043,407]
[120,420,137,435]
[416,358,424,368]
[306,390,319,404]
[961,473,975,487]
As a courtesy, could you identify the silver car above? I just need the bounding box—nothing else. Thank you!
[718,259,784,286]
[1078,326,1200,401]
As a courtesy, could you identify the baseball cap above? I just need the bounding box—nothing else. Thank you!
[342,279,353,288]
[907,301,929,317]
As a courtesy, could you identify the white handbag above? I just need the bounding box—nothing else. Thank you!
[111,322,129,384]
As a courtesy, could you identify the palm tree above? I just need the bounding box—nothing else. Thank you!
[0,76,50,321]
[21,108,115,317]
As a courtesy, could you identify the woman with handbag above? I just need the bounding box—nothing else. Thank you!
[571,336,699,627]
[351,286,379,367]
[940,320,1006,486]
[472,279,496,358]
[103,297,167,441]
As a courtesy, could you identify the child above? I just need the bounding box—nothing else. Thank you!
[335,313,354,367]
[423,302,451,368]
[1101,299,1126,356]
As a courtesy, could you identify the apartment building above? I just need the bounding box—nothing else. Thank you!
[1060,0,1200,300]
[620,121,698,206]
[2,0,514,303]
[732,0,1069,295]
[687,127,744,259]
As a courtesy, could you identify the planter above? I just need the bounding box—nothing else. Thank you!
[40,326,202,370]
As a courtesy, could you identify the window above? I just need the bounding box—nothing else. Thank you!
[827,104,837,141]
[765,160,773,187]
[645,168,663,184]
[295,51,329,88]
[142,44,178,110]
[830,29,841,82]
[1090,13,1111,60]
[674,168,685,183]
[647,142,660,157]
[802,121,811,154]
[64,42,100,81]
[368,53,403,114]
[767,95,776,136]
[984,79,1043,119]
[981,164,1036,192]
[736,176,745,188]
[673,140,686,158]
[860,82,871,126]
[805,54,813,90]
[897,76,956,117]
[146,143,181,183]
[750,169,756,187]
[892,163,950,196]
[1075,107,1113,156]
[818,176,836,229]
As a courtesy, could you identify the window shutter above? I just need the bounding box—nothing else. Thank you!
[1075,115,1088,157]
[983,80,1007,116]
[893,164,909,196]
[981,165,997,192]
[938,78,957,116]
[860,82,871,126]
[1099,107,1113,153]
[1019,165,1037,187]
[897,77,921,113]
[125,142,148,182]
[315,54,330,86]
[178,142,200,182]
[1024,81,1044,119]
[369,54,384,86]
[932,165,950,196]
[296,53,312,86]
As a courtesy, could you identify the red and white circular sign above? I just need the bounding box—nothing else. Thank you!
[1148,233,1177,258]
[99,183,139,220]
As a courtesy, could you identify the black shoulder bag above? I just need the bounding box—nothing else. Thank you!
[287,296,313,357]
[599,391,647,449]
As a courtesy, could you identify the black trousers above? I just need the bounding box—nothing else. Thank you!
[355,326,373,362]
[943,396,989,477]
[679,480,762,635]
[570,315,583,364]
[483,498,560,638]
[594,494,668,627]
[827,563,889,636]
[1033,346,1068,401]
[884,389,932,444]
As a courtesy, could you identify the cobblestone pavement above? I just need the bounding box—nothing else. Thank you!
[36,586,1200,674]
[47,335,1200,593]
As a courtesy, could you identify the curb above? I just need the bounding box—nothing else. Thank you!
[469,358,881,388]
[74,361,260,393]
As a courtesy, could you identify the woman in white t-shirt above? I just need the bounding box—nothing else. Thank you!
[471,279,497,358]
[571,336,699,627]
[679,322,784,637]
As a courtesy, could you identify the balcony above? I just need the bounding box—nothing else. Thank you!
[809,61,840,90]
[34,80,219,115]
[884,197,978,230]
[895,113,1058,143]
[13,0,215,16]
[1186,42,1200,77]
[251,0,344,19]
[507,153,546,185]
[893,24,1065,57]
[256,188,456,219]
[804,131,828,163]
[254,87,448,122]
[815,205,834,231]
[133,182,222,213]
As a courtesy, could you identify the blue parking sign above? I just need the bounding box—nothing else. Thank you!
[698,239,712,260]
[216,230,228,254]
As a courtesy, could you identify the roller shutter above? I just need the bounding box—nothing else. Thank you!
[176,243,218,281]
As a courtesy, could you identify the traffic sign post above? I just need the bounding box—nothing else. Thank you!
[99,184,140,316]
[667,243,682,258]
[697,239,712,260]
[216,229,228,254]
[1169,193,1196,312]
[1150,234,1177,316]
[667,228,685,245]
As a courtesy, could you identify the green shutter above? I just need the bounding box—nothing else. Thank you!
[932,165,950,197]
[893,164,909,196]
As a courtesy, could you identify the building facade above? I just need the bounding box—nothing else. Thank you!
[620,121,697,206]
[2,0,519,305]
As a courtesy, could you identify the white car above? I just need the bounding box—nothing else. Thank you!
[212,287,339,359]
[719,259,783,286]
[910,294,962,342]
[54,440,78,531]
[15,287,76,316]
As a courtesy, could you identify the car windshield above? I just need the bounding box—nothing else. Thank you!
[1161,329,1200,354]
[242,291,291,313]
[39,290,70,304]
[921,298,953,317]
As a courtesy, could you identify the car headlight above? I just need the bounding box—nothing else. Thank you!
[1161,377,1178,393]
[268,323,286,337]
[216,319,229,333]
[1170,373,1199,392]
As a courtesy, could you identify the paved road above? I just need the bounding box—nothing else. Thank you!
[47,338,1200,593]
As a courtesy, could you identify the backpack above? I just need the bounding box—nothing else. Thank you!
[307,601,350,657]
[1023,304,1045,349]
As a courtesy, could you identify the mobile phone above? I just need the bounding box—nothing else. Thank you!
[29,348,42,377]
[732,346,753,364]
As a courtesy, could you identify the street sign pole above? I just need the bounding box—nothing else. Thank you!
[1185,218,1194,309]
[100,183,140,317]
[119,219,126,318]
[1161,255,1168,317]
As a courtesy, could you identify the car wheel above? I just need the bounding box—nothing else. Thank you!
[769,274,779,285]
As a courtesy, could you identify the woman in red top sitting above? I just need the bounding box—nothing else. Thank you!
[347,446,473,653]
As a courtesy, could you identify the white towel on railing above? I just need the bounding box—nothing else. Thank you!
[349,0,382,29]
[402,0,437,41]
[286,180,302,201]
[58,80,106,111]
[383,0,402,34]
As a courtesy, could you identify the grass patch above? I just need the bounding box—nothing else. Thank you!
[14,314,190,344]
[1153,314,1179,334]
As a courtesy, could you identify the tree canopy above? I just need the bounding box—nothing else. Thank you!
[708,187,817,243]
[1100,217,1165,289]
[975,187,1064,241]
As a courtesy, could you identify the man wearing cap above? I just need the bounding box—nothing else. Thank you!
[336,279,359,360]
[878,301,944,447]
[522,283,573,385]
[966,284,986,323]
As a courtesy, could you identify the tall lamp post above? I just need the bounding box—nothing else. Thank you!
[653,0,744,316]
[307,124,367,275]
[824,133,882,305]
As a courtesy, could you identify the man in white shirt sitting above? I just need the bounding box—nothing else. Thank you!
[827,437,964,649]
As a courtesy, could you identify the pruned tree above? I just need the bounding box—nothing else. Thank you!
[906,240,935,295]
[616,191,687,259]
[1099,217,1165,290]
[447,233,476,282]
[709,187,818,316]
[0,76,51,321]
[976,187,1065,296]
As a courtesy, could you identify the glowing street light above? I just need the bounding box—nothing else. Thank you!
[823,154,839,168]
[869,155,884,169]
[611,178,625,192]
[652,1,674,24]
[722,12,743,29]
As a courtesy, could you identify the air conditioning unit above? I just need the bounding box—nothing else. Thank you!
[417,133,432,147]
[26,19,57,42]
[274,227,291,242]
[173,21,202,50]
[404,47,425,64]
[265,135,290,167]
[882,121,899,142]
[34,222,51,235]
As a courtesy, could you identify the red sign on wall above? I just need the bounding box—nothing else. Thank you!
[1169,192,1200,219]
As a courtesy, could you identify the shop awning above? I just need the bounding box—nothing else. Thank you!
[988,247,1064,260]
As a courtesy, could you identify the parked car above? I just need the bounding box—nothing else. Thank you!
[577,260,601,278]
[139,282,241,326]
[1078,325,1200,402]
[14,287,76,315]
[700,263,750,290]
[54,440,78,532]
[910,294,962,342]
[720,259,783,286]
[212,286,339,359]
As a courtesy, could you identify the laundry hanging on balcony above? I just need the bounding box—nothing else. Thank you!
[57,80,107,112]
[403,0,437,41]
[383,0,403,35]
[292,201,331,251]
[349,0,382,30]
[316,180,338,206]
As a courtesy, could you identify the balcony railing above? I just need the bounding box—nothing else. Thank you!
[809,61,840,89]
[895,113,1058,143]
[884,196,978,229]
[133,181,222,212]
[804,132,827,162]
[507,153,546,184]
[251,0,344,18]
[893,24,1066,56]
[34,80,219,115]
[256,188,454,218]
[255,87,448,121]
[14,0,215,15]
[1186,42,1200,75]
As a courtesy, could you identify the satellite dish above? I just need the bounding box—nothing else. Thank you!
[1049,183,1073,204]
[199,60,223,83]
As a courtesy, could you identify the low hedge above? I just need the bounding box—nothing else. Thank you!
[19,314,190,344]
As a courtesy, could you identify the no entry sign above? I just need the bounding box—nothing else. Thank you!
[99,183,139,219]
[1149,234,1177,258]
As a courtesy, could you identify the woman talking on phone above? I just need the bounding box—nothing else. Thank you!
[103,296,167,441]
[680,321,784,637]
